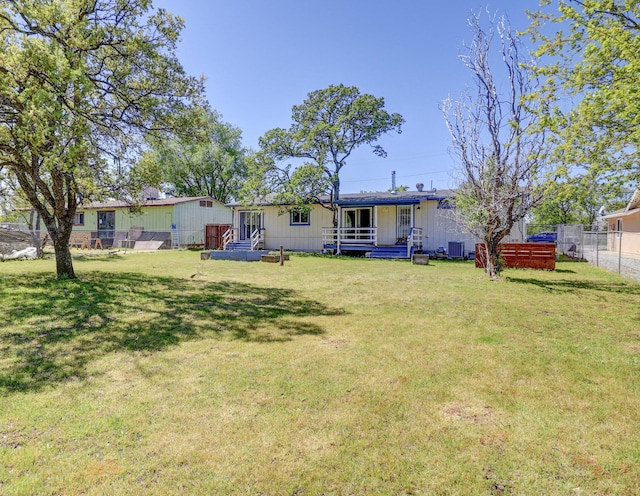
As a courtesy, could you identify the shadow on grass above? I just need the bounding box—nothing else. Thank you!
[0,271,345,394]
[505,275,640,295]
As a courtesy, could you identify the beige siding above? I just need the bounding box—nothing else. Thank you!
[607,211,640,254]
[416,199,524,253]
[175,200,232,231]
[376,206,398,244]
[237,205,333,251]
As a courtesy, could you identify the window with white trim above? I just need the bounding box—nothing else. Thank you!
[290,209,310,225]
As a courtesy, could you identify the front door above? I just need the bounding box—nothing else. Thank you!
[397,206,412,241]
[97,211,115,239]
[239,211,262,240]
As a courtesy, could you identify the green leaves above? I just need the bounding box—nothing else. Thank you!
[0,0,205,277]
[527,1,640,185]
[254,84,403,218]
[147,110,248,203]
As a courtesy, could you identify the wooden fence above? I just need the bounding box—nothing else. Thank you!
[475,243,556,270]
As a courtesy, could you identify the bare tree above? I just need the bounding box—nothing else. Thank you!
[441,13,546,279]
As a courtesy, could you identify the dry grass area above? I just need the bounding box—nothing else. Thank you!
[1,251,639,495]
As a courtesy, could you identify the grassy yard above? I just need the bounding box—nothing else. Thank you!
[0,251,638,495]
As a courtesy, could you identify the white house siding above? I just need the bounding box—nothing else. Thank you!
[417,200,475,252]
[175,200,232,245]
[259,205,333,251]
[376,206,399,245]
[417,199,524,253]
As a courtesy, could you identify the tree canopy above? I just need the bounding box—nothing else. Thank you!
[442,13,546,279]
[243,84,404,222]
[527,0,640,187]
[142,110,247,203]
[0,0,204,278]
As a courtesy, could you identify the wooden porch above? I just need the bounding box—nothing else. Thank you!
[322,227,423,258]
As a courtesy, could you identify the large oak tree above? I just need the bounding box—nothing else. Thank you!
[0,0,204,278]
[243,84,404,224]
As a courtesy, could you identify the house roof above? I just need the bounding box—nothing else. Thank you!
[80,196,223,210]
[601,207,640,220]
[601,189,640,220]
[227,189,454,208]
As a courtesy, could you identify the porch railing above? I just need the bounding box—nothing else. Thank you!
[322,227,377,246]
[250,228,265,250]
[222,227,238,250]
[407,227,423,257]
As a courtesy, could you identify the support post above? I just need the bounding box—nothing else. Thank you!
[280,245,284,266]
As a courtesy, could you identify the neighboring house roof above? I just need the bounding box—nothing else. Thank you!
[601,189,640,220]
[80,196,224,210]
[227,190,454,208]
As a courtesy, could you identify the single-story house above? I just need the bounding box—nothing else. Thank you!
[226,189,525,258]
[601,189,640,255]
[67,195,232,249]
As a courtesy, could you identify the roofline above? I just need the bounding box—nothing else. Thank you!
[80,196,224,209]
[601,208,640,220]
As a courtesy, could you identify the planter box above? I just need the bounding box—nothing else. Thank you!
[412,253,429,265]
[261,254,290,263]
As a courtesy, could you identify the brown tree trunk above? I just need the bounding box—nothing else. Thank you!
[484,236,505,280]
[48,222,76,280]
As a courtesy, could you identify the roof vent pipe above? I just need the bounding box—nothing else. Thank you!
[391,171,396,194]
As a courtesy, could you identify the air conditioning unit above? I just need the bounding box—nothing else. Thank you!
[448,241,465,259]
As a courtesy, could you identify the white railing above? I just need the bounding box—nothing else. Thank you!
[407,227,423,257]
[250,228,264,250]
[322,227,377,246]
[222,227,238,250]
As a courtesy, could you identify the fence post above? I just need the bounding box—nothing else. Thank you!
[618,231,622,274]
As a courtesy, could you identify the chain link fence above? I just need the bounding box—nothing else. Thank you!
[583,231,640,281]
[0,224,207,251]
[525,223,584,259]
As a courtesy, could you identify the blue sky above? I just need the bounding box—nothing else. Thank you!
[154,0,540,193]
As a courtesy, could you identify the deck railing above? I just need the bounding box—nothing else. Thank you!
[407,227,423,257]
[250,228,265,250]
[322,227,377,246]
[222,227,238,250]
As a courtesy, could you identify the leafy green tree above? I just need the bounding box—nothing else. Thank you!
[0,0,204,279]
[145,110,247,203]
[246,84,404,223]
[441,13,546,280]
[527,1,640,186]
[532,174,626,228]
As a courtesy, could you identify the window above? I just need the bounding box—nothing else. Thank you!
[290,209,310,225]
[200,200,213,208]
[73,212,85,225]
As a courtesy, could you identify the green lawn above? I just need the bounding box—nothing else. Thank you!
[1,251,639,495]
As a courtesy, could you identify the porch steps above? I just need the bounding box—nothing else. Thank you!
[226,241,252,251]
[367,244,413,259]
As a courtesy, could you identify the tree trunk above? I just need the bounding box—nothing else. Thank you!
[48,222,76,279]
[484,240,502,280]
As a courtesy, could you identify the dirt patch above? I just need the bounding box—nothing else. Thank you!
[442,402,498,424]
